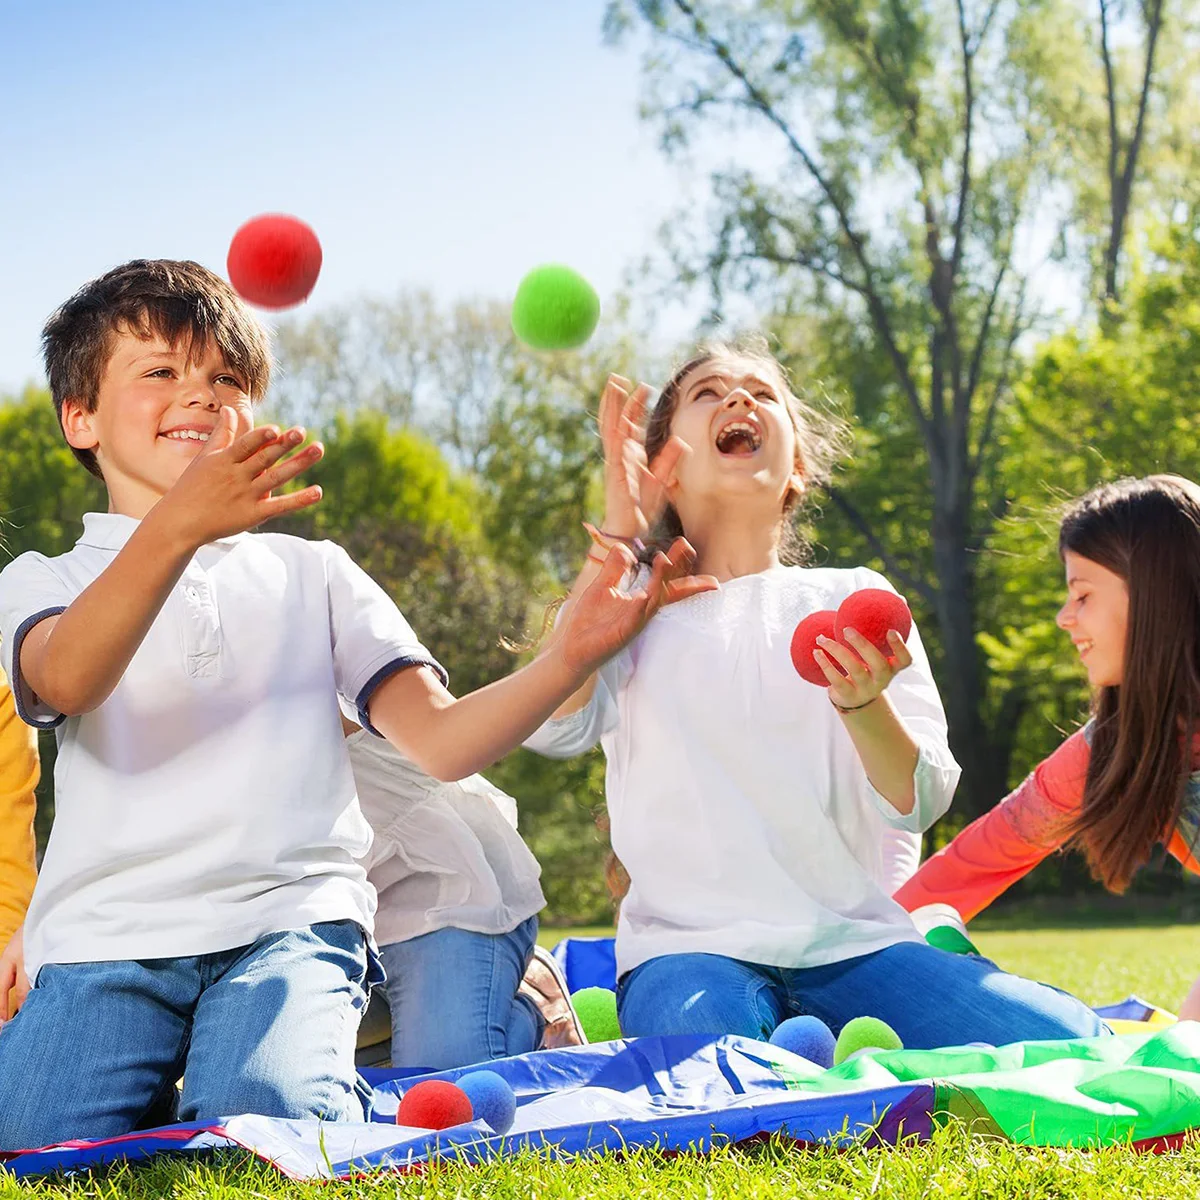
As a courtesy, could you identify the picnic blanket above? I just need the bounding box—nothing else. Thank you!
[5,1014,1198,1181]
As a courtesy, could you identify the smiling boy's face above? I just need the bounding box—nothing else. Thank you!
[61,326,254,518]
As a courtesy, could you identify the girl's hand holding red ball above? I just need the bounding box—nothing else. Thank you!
[814,626,913,713]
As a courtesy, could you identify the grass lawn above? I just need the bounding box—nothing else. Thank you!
[4,921,1198,1199]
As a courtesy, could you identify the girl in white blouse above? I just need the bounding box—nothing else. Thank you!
[525,338,1103,1049]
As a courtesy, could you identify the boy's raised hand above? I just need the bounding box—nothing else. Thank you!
[599,375,687,540]
[554,539,718,677]
[156,406,325,549]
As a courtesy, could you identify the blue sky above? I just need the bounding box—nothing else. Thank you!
[0,1,726,391]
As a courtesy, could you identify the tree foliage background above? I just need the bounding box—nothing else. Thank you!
[3,3,1199,921]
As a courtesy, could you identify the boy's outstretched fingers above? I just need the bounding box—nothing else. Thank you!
[254,439,325,495]
[259,483,324,520]
[645,538,719,611]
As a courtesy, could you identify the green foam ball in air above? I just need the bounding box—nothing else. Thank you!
[833,1016,904,1066]
[511,264,600,350]
[571,986,622,1043]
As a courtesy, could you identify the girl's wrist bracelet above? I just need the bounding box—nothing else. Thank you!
[584,521,646,555]
[831,695,880,714]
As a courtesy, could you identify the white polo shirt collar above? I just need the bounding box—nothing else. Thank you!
[76,511,249,552]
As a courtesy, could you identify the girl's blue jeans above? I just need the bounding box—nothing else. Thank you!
[0,920,379,1152]
[617,941,1106,1048]
[378,917,542,1071]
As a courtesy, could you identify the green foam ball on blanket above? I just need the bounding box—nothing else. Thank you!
[571,986,622,1043]
[833,1016,904,1066]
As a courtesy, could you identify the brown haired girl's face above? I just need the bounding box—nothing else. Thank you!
[1057,551,1130,688]
[664,356,801,516]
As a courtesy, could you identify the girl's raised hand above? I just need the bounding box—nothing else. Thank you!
[599,374,687,540]
[814,628,913,713]
[555,539,718,677]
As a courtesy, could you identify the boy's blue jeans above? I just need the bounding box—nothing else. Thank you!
[0,920,379,1152]
[617,941,1106,1048]
[378,917,542,1071]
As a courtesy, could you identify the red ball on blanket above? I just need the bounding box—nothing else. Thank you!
[227,213,322,309]
[396,1080,475,1130]
[835,589,912,656]
[790,610,849,686]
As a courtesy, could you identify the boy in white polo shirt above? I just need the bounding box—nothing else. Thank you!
[0,260,711,1151]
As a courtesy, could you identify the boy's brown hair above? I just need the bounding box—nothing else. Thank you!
[42,259,272,478]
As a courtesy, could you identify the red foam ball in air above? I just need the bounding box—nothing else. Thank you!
[226,214,322,310]
[396,1080,475,1130]
[835,588,912,655]
[790,610,849,686]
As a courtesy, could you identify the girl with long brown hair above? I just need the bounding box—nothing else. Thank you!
[897,475,1200,1015]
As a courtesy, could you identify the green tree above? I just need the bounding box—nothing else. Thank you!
[962,222,1200,895]
[0,388,105,560]
[605,0,1193,815]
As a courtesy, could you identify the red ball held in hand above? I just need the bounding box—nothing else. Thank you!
[227,214,322,310]
[790,610,847,686]
[396,1080,475,1130]
[835,588,912,655]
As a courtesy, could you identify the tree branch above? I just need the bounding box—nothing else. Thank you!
[666,0,931,440]
[965,257,1009,408]
[968,279,1028,486]
[1100,0,1163,302]
[950,0,975,282]
[825,486,937,607]
[975,0,1002,50]
[725,249,869,296]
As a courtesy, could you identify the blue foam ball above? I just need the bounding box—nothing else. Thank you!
[456,1069,517,1135]
[768,1015,836,1069]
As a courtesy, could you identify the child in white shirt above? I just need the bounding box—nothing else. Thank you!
[0,260,710,1151]
[347,718,579,1069]
[526,338,1104,1049]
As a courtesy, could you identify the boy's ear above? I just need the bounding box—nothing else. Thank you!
[61,397,99,452]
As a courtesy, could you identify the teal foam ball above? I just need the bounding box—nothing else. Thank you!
[768,1015,836,1068]
[833,1016,903,1066]
[511,264,600,350]
[571,986,622,1043]
[456,1069,516,1134]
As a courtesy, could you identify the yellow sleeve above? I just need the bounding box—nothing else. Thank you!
[0,663,38,947]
